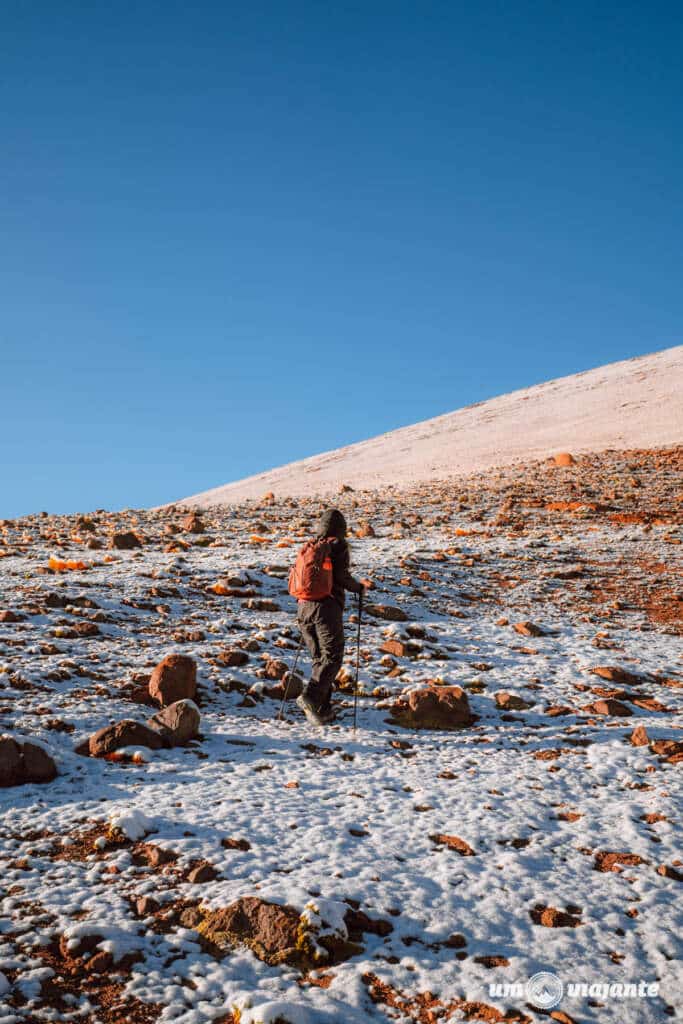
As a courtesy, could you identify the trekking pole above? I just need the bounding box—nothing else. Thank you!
[353,589,363,733]
[278,633,304,722]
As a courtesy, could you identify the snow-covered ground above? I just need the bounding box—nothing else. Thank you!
[177,346,683,506]
[1,448,681,1024]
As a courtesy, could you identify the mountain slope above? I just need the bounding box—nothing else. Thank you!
[180,345,682,507]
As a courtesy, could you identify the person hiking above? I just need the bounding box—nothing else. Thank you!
[289,508,371,725]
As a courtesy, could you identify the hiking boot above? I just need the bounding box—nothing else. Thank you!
[296,695,330,727]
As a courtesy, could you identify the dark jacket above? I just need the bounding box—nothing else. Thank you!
[316,508,363,608]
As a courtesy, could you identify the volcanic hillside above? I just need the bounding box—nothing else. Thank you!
[179,345,683,506]
[0,443,681,1024]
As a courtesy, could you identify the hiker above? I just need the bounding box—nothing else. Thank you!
[289,508,371,725]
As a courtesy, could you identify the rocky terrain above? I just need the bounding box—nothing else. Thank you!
[0,446,681,1024]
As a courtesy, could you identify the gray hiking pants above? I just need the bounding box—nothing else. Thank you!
[297,598,344,711]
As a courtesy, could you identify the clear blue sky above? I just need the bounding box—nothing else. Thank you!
[2,1,681,518]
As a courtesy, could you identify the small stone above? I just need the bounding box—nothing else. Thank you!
[244,599,281,612]
[264,659,288,680]
[380,640,408,658]
[657,864,683,882]
[583,699,632,716]
[217,649,249,667]
[494,692,533,711]
[86,951,114,974]
[221,837,251,851]
[430,834,475,856]
[629,725,649,747]
[594,851,645,873]
[590,666,649,686]
[187,861,219,884]
[530,905,581,928]
[513,621,545,637]
[109,531,142,550]
[136,896,160,916]
[182,513,205,534]
[364,603,409,622]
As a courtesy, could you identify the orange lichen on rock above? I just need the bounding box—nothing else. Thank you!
[48,556,90,572]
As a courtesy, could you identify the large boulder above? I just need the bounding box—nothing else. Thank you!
[148,654,197,706]
[198,897,304,967]
[87,720,165,757]
[198,897,391,970]
[0,735,57,786]
[22,741,58,783]
[147,699,200,746]
[389,684,473,730]
[0,736,23,786]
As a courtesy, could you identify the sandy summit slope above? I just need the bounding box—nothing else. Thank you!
[178,345,682,507]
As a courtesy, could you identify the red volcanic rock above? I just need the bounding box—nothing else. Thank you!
[494,692,533,711]
[198,897,304,965]
[594,851,645,873]
[148,654,197,706]
[109,531,142,550]
[430,834,476,856]
[216,649,249,667]
[88,720,165,757]
[365,604,409,622]
[0,736,57,786]
[530,905,582,928]
[0,736,23,786]
[657,864,683,882]
[389,685,473,730]
[264,659,288,681]
[513,621,545,637]
[147,699,200,746]
[583,698,632,716]
[629,725,649,746]
[182,513,205,534]
[589,666,650,686]
[21,741,58,783]
[380,640,409,658]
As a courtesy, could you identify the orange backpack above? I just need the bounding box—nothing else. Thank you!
[288,538,334,600]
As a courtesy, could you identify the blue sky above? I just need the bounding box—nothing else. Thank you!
[2,2,681,517]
